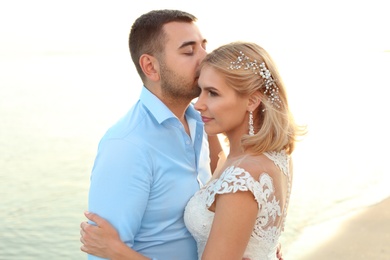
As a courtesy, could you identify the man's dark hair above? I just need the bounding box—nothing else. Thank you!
[129,9,197,82]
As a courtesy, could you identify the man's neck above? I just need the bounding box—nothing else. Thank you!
[164,99,191,136]
[144,85,192,135]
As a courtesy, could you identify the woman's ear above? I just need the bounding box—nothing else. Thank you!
[139,54,160,82]
[247,92,262,112]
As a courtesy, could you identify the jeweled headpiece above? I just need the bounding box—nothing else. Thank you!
[228,51,281,109]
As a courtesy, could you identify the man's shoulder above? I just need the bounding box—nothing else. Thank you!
[102,102,155,140]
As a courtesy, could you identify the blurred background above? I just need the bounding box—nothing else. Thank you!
[1,0,389,259]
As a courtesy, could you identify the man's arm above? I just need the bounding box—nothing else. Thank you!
[88,139,151,259]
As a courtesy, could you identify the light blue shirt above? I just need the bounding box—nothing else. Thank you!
[88,87,212,260]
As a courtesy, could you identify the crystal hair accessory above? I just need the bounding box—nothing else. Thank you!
[228,51,281,109]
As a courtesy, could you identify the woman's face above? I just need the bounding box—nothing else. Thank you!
[194,65,250,137]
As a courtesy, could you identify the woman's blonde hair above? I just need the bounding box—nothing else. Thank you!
[201,41,306,155]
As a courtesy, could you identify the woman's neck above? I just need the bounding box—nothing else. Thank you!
[226,137,245,159]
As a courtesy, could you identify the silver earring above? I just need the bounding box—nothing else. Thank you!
[249,111,254,136]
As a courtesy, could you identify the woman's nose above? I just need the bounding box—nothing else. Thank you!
[194,97,205,111]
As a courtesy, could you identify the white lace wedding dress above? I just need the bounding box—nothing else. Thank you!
[184,151,291,260]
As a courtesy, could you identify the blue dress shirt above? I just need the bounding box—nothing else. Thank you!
[88,87,212,260]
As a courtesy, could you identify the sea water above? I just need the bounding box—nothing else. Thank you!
[1,50,389,259]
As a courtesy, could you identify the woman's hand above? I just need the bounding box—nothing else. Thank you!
[80,212,149,260]
[276,243,283,260]
[80,211,124,258]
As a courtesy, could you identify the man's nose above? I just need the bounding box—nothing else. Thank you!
[198,47,207,61]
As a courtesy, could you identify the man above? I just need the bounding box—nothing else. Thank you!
[83,9,221,260]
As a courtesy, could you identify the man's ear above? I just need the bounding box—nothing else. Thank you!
[247,92,262,112]
[139,54,160,82]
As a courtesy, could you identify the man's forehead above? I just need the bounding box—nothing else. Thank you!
[163,21,204,48]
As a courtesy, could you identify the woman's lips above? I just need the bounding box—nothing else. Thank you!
[201,116,213,123]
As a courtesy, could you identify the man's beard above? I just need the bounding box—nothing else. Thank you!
[159,62,200,101]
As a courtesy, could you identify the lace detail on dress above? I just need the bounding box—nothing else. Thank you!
[184,150,290,259]
[264,150,289,176]
[205,166,254,208]
[205,166,282,246]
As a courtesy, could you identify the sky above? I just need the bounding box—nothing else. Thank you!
[0,0,389,55]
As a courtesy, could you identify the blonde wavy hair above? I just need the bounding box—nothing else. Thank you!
[201,41,307,155]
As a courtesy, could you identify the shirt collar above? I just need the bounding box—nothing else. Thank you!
[140,86,201,124]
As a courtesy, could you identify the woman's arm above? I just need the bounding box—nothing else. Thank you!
[80,208,282,260]
[202,191,258,260]
[80,212,150,260]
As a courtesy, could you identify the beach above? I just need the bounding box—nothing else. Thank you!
[293,197,390,260]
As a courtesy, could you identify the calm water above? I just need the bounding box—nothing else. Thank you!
[1,50,389,259]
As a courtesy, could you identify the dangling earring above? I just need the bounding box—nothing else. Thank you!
[249,111,254,136]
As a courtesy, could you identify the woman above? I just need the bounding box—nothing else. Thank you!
[80,42,306,259]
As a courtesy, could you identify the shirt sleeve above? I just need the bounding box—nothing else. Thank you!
[87,138,153,259]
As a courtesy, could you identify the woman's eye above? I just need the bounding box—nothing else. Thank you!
[208,91,218,97]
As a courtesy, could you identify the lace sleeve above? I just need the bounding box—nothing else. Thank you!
[205,166,258,208]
